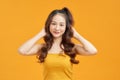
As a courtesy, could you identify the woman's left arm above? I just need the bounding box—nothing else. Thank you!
[72,27,98,56]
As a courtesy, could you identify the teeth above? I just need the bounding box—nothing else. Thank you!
[54,31,60,33]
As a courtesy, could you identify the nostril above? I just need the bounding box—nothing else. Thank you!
[55,27,60,30]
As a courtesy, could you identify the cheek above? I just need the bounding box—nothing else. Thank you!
[61,27,66,33]
[63,28,66,32]
[49,25,54,32]
[63,26,66,31]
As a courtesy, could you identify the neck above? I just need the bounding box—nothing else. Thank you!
[48,37,64,53]
[53,37,62,46]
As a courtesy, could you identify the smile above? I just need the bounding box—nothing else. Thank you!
[54,32,60,34]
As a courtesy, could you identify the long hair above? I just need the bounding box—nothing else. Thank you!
[37,7,79,64]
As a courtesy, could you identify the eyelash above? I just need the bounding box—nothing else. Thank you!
[51,23,64,26]
[51,23,56,25]
[60,24,64,26]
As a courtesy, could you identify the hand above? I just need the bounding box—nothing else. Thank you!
[39,27,46,37]
[72,27,79,39]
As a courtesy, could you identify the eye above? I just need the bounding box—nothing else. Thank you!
[60,24,64,26]
[51,22,56,25]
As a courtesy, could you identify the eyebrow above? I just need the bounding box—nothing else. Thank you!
[51,21,65,23]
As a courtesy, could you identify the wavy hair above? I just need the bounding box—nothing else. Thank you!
[37,7,79,64]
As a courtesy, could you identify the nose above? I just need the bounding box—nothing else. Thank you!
[55,25,60,30]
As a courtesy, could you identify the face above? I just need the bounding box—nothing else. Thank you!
[49,14,66,38]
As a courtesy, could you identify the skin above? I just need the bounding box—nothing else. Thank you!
[50,14,66,39]
[18,14,97,56]
[48,14,66,53]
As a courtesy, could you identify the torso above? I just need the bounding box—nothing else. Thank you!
[42,52,73,80]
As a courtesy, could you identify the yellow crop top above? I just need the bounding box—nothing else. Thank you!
[42,53,73,80]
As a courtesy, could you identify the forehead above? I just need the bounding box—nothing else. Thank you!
[52,14,66,23]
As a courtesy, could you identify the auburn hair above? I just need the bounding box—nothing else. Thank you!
[37,7,79,64]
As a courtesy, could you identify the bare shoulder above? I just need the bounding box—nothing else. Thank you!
[35,43,45,50]
[74,44,83,49]
[25,43,45,55]
[36,43,44,48]
[72,44,82,54]
[74,44,97,56]
[73,44,86,55]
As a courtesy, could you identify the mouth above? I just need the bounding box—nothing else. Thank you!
[53,31,60,34]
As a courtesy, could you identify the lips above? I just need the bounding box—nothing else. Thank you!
[53,31,60,34]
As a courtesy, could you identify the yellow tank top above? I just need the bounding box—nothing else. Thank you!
[42,53,73,80]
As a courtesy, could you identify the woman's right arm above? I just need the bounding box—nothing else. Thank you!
[18,28,46,55]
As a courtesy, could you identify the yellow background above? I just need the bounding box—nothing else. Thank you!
[0,0,120,80]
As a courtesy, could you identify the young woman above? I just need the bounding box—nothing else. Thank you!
[18,7,97,80]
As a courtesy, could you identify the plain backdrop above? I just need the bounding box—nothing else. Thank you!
[0,0,120,80]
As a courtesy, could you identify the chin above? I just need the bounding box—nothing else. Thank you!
[52,35,62,38]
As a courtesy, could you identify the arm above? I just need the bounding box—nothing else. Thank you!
[18,28,46,55]
[72,27,98,56]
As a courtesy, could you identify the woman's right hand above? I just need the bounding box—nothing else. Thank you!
[18,27,46,55]
[39,27,46,37]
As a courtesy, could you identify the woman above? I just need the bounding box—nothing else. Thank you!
[18,7,97,80]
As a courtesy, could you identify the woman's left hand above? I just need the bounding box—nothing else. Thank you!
[72,27,79,39]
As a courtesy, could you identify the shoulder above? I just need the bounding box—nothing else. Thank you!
[36,43,45,49]
[73,44,83,55]
[34,43,45,55]
[73,44,83,49]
